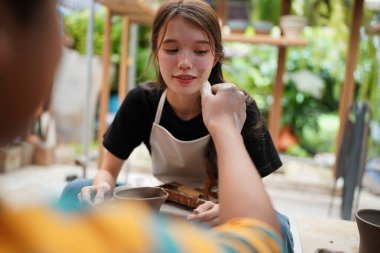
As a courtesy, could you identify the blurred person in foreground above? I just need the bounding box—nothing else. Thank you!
[0,0,284,252]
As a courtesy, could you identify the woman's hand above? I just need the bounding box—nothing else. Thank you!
[77,182,112,206]
[201,81,246,134]
[187,201,220,227]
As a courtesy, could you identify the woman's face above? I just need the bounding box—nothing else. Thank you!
[157,16,216,99]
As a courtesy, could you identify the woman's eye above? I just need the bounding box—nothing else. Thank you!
[164,49,178,54]
[195,50,209,55]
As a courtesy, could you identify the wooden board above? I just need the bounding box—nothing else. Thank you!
[98,0,156,16]
[98,0,156,24]
[296,215,359,253]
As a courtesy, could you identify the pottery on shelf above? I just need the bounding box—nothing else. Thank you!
[279,15,307,38]
[253,21,273,35]
[227,19,249,34]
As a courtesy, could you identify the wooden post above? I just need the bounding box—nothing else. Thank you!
[97,8,112,166]
[334,0,364,175]
[268,0,291,147]
[118,17,130,103]
[215,0,228,25]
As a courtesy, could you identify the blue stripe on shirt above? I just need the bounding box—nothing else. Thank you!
[153,214,182,253]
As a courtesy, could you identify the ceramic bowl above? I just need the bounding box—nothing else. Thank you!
[355,209,380,253]
[253,21,273,35]
[227,19,249,34]
[279,15,307,38]
[113,186,169,210]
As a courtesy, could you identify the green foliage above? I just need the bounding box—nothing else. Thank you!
[250,0,280,23]
[223,25,345,156]
[286,144,309,157]
[300,114,340,154]
[62,2,380,158]
[63,8,121,60]
[358,35,380,123]
[282,81,321,134]
[63,8,156,89]
[135,26,156,83]
[357,26,380,159]
[223,45,276,115]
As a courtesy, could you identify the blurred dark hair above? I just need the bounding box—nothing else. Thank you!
[5,0,45,24]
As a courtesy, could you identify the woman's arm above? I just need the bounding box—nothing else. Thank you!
[201,81,280,234]
[79,151,124,205]
[94,151,124,187]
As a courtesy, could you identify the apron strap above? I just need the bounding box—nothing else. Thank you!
[154,89,167,124]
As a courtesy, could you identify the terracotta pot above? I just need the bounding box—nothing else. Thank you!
[356,209,380,253]
[278,125,298,152]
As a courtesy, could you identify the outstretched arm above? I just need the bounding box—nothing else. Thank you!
[201,81,280,234]
[78,151,124,205]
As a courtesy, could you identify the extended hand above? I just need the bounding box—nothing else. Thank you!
[187,201,220,227]
[77,182,112,206]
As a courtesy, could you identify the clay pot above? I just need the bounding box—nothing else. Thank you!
[278,125,298,152]
[355,209,380,253]
[280,15,307,38]
[113,186,168,211]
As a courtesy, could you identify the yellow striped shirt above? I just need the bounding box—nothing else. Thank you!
[0,202,284,253]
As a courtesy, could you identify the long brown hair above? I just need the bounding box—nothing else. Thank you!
[150,0,264,195]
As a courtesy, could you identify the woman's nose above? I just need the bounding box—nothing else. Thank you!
[178,51,192,69]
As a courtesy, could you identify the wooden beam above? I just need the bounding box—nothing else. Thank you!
[118,17,130,104]
[223,34,307,46]
[268,0,291,147]
[280,0,291,16]
[96,1,156,166]
[98,0,156,17]
[97,8,112,166]
[215,0,228,25]
[335,0,364,175]
[268,47,287,147]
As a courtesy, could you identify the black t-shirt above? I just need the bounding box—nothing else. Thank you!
[103,82,282,177]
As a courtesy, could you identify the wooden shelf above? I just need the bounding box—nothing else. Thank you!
[223,33,308,47]
[98,0,156,24]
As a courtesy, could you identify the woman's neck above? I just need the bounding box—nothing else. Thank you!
[166,91,201,120]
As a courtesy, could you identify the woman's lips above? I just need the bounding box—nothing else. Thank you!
[174,75,196,85]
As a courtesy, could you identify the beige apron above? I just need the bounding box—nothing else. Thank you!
[149,89,210,188]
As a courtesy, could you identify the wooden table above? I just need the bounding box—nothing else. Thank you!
[160,202,192,219]
[295,215,359,253]
[160,206,361,252]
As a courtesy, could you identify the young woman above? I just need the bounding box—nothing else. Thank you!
[0,1,284,252]
[61,1,293,251]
